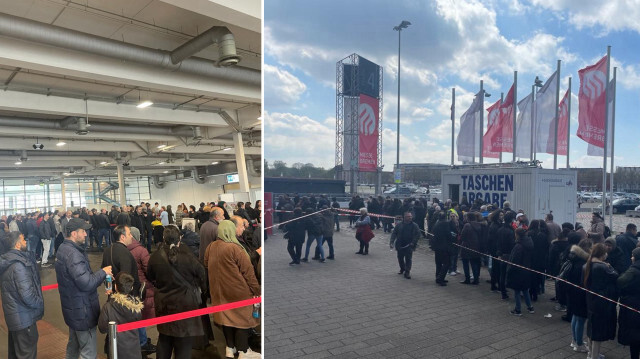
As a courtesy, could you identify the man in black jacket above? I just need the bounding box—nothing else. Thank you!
[616,224,638,271]
[100,225,141,297]
[496,211,516,300]
[95,209,112,249]
[390,212,421,279]
[0,231,44,359]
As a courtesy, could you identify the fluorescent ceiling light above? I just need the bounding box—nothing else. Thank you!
[14,161,22,165]
[136,101,153,108]
[158,161,165,165]
[63,172,70,176]
[211,161,219,165]
[163,170,169,174]
[56,141,66,147]
[100,161,107,165]
[157,144,167,149]
[223,148,231,151]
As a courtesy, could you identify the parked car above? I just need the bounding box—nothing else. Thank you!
[599,198,640,214]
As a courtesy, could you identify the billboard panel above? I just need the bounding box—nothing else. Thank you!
[358,57,380,98]
[358,94,379,172]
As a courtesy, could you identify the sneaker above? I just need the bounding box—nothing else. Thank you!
[319,259,326,263]
[141,339,157,354]
[301,258,308,262]
[574,344,589,353]
[448,271,457,276]
[554,304,567,312]
[510,309,522,316]
[527,307,535,314]
[327,255,334,260]
[570,340,577,349]
[501,295,510,301]
[311,257,319,261]
[238,348,262,359]
[289,261,296,266]
[404,271,411,279]
[225,346,236,358]
[41,262,52,268]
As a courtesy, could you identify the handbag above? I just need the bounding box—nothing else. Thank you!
[159,248,202,306]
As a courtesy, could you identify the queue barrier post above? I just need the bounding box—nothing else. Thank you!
[109,321,118,359]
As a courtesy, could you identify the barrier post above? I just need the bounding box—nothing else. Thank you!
[109,321,118,359]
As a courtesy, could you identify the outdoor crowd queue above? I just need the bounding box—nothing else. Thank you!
[277,194,640,359]
[0,200,262,359]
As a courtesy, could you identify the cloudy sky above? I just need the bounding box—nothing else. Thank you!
[264,0,640,171]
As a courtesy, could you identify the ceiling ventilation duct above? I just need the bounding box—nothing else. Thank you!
[20,150,28,162]
[184,153,191,162]
[170,27,241,67]
[192,126,203,140]
[192,167,206,184]
[76,117,89,135]
[152,175,166,189]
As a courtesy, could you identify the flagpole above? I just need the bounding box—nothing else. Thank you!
[530,84,535,162]
[553,60,561,169]
[499,92,503,164]
[480,80,484,164]
[609,67,617,230]
[513,71,517,162]
[567,77,572,168]
[451,87,455,166]
[602,45,611,220]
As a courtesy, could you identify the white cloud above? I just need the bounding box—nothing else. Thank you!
[530,0,640,34]
[263,64,307,107]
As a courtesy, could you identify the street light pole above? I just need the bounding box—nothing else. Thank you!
[394,20,410,194]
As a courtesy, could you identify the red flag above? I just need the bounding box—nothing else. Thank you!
[577,55,607,147]
[545,89,570,155]
[498,84,514,152]
[482,99,501,158]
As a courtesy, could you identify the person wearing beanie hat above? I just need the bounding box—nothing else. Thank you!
[605,237,627,274]
[616,246,640,358]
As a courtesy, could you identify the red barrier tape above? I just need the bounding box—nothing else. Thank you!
[41,283,59,291]
[116,297,262,332]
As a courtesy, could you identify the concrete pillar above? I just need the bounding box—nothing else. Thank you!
[233,132,250,193]
[61,177,67,211]
[116,162,126,206]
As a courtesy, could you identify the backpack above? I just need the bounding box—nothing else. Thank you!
[604,225,612,239]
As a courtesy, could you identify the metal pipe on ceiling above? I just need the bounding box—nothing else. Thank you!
[170,27,240,67]
[0,13,259,87]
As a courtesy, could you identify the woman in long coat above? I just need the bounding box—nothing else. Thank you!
[506,228,534,316]
[584,243,619,359]
[617,247,640,359]
[205,220,261,359]
[147,225,206,359]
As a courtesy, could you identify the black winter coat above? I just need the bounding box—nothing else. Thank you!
[39,219,52,239]
[432,220,455,254]
[130,214,145,237]
[0,250,44,331]
[585,261,618,341]
[487,222,501,256]
[390,221,420,250]
[606,247,627,275]
[147,245,206,337]
[460,221,484,259]
[496,224,515,258]
[616,232,638,271]
[98,293,143,359]
[26,219,38,238]
[55,239,107,331]
[101,242,141,296]
[304,213,323,237]
[116,212,131,226]
[506,235,534,291]
[181,229,200,258]
[285,216,306,244]
[617,261,640,345]
[565,245,589,318]
[548,240,570,276]
[530,230,549,272]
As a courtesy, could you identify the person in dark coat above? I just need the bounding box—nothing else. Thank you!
[38,212,53,267]
[316,208,336,260]
[180,222,200,258]
[199,207,224,264]
[131,206,145,240]
[487,210,503,291]
[432,213,455,286]
[354,208,374,256]
[390,212,420,279]
[459,212,485,285]
[584,242,619,358]
[506,228,535,315]
[496,211,516,300]
[0,231,44,359]
[98,272,143,359]
[101,225,141,297]
[301,208,325,262]
[285,208,306,265]
[527,220,550,301]
[617,247,640,359]
[616,223,638,272]
[55,218,113,358]
[147,225,206,359]
[605,237,627,274]
[565,239,592,353]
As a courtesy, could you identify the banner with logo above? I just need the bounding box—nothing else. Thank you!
[577,55,607,147]
[588,79,615,157]
[457,95,482,162]
[358,94,379,172]
[498,84,515,152]
[534,71,558,152]
[515,93,533,158]
[546,89,570,155]
[482,99,501,158]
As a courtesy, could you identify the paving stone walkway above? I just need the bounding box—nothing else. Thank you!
[265,222,629,359]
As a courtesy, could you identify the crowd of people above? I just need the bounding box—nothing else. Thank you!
[277,192,640,359]
[0,199,262,359]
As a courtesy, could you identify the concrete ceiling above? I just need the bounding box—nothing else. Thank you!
[0,0,262,180]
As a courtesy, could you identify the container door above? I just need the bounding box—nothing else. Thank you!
[549,186,565,215]
[449,184,460,203]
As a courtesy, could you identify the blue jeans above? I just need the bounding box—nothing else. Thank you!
[138,327,148,346]
[571,315,586,345]
[450,251,459,272]
[97,228,110,248]
[334,214,340,230]
[27,235,39,255]
[513,289,532,312]
[146,231,153,252]
[304,234,324,260]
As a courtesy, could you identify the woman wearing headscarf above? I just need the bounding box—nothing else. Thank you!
[147,225,206,359]
[205,220,261,359]
[355,208,374,255]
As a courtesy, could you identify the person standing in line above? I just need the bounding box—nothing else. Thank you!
[284,208,306,265]
[459,212,485,285]
[55,218,113,359]
[617,247,640,359]
[0,231,44,359]
[447,211,462,276]
[354,208,374,256]
[301,208,324,262]
[545,213,562,243]
[38,212,53,268]
[331,197,341,232]
[527,220,549,301]
[506,228,534,316]
[199,207,224,264]
[487,210,504,292]
[565,239,592,353]
[25,213,39,261]
[496,211,516,301]
[390,212,421,279]
[587,212,605,244]
[616,223,639,272]
[584,243,619,359]
[318,207,336,260]
[432,212,454,286]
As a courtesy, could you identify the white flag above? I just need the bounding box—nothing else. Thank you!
[515,93,533,158]
[587,79,615,157]
[534,71,559,152]
[457,95,482,163]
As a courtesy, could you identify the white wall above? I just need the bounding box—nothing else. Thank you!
[149,174,261,208]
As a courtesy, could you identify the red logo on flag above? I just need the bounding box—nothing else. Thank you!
[358,94,378,172]
[577,55,607,148]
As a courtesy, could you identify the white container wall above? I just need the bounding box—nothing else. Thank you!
[442,168,577,225]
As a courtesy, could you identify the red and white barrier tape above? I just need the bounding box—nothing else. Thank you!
[263,208,330,231]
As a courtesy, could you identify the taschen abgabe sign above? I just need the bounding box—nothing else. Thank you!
[461,174,514,206]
